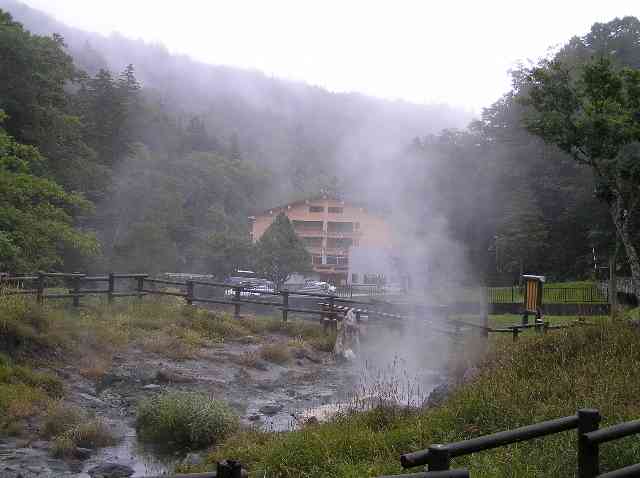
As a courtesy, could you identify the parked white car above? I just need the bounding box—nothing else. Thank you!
[299,280,337,294]
[224,277,275,296]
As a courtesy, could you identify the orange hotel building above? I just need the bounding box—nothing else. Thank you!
[249,195,394,285]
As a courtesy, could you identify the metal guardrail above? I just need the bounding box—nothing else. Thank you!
[393,409,640,478]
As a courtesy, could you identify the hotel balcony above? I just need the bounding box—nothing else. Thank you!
[295,229,325,237]
[324,230,362,239]
[324,247,350,256]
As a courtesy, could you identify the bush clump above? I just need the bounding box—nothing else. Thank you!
[42,402,116,458]
[0,353,63,433]
[136,391,239,450]
[259,343,291,364]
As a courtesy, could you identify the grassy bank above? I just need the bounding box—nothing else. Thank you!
[0,295,332,361]
[0,296,331,436]
[190,315,640,477]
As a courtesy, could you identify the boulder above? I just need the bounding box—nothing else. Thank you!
[424,382,451,408]
[87,463,134,478]
[258,403,283,416]
[183,452,204,466]
[74,447,93,460]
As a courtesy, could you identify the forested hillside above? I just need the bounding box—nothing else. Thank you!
[0,0,470,278]
[2,0,639,285]
[391,16,640,282]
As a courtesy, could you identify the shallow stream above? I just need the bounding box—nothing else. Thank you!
[0,318,449,477]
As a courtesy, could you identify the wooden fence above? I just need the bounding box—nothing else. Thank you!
[0,272,598,341]
[386,409,640,478]
[0,272,408,326]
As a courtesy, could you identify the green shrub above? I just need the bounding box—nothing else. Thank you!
[259,344,290,364]
[136,391,239,450]
[41,401,84,438]
[0,353,63,433]
[0,297,56,356]
[50,435,76,458]
[65,419,116,448]
[42,401,116,457]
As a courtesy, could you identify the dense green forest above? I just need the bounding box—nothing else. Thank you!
[1,0,639,286]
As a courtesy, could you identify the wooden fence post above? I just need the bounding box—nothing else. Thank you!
[186,280,194,306]
[36,271,45,305]
[234,286,241,319]
[577,408,601,478]
[609,255,617,317]
[480,285,489,337]
[328,295,336,332]
[512,328,520,342]
[136,276,145,299]
[428,444,451,471]
[217,460,243,478]
[108,273,115,304]
[72,273,81,307]
[281,290,289,322]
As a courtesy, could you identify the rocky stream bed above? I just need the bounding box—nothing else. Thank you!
[0,319,449,478]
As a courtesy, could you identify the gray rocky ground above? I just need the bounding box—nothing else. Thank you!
[0,333,354,477]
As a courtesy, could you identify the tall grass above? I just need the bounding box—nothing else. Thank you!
[194,317,640,477]
[0,352,63,434]
[136,391,239,450]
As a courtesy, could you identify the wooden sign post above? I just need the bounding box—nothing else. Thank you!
[522,274,545,326]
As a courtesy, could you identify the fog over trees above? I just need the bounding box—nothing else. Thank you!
[1,0,639,285]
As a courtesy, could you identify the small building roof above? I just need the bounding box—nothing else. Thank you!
[249,193,387,218]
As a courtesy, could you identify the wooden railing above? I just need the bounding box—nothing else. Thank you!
[0,272,401,326]
[0,273,596,342]
[389,409,640,478]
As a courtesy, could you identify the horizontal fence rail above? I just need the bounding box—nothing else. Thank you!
[394,409,640,478]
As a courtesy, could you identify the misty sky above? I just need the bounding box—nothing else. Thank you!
[25,0,639,111]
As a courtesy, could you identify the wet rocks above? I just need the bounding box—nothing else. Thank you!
[253,359,270,371]
[74,447,93,460]
[87,462,134,478]
[78,393,106,407]
[183,452,204,466]
[424,382,451,408]
[258,403,283,416]
[154,370,194,383]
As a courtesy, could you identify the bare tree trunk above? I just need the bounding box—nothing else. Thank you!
[610,196,640,296]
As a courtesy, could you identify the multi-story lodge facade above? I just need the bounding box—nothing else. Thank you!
[249,196,394,285]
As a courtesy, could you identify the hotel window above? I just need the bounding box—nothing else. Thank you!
[328,207,343,214]
[312,255,323,265]
[309,206,324,213]
[351,273,359,284]
[303,237,323,247]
